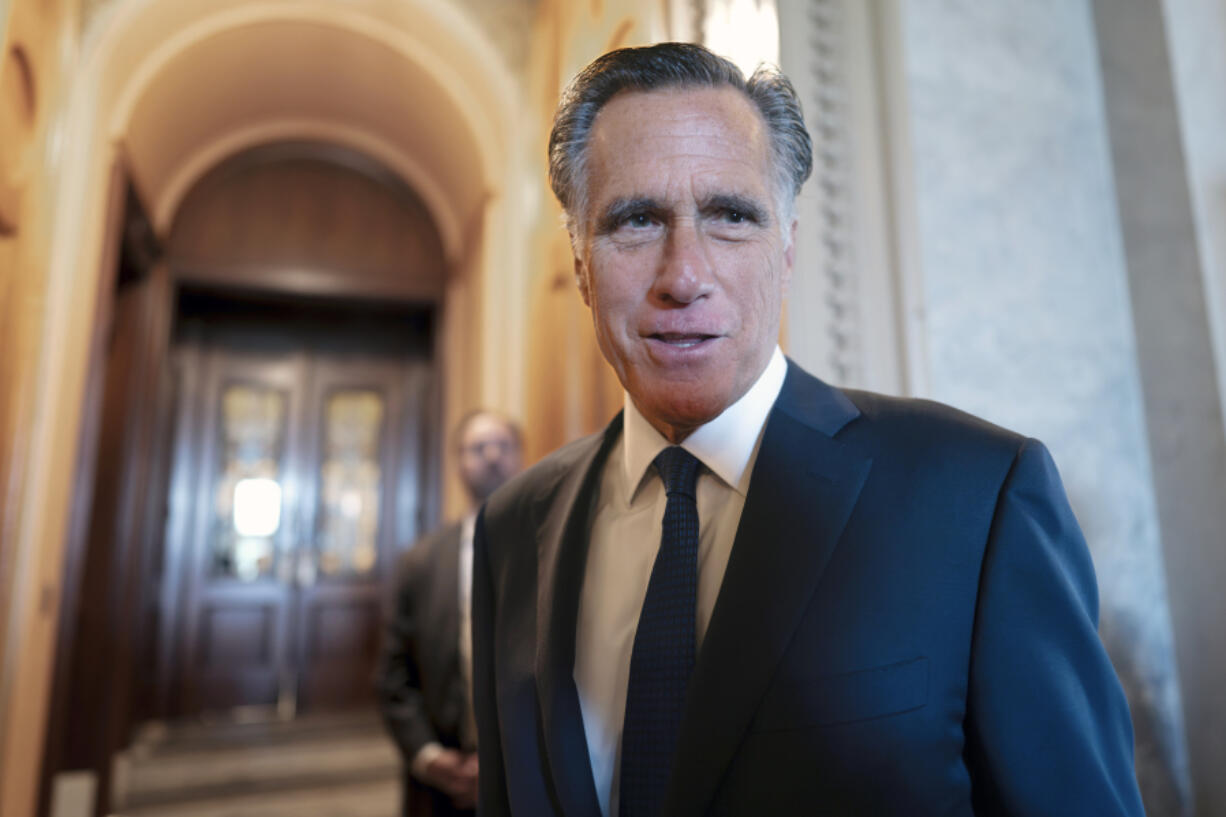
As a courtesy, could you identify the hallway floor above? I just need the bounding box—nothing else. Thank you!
[113,711,400,817]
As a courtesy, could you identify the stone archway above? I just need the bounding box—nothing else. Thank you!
[3,2,526,813]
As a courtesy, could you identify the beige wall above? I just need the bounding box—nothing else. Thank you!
[1,1,81,816]
[517,0,672,464]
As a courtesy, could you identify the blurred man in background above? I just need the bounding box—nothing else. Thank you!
[377,410,522,817]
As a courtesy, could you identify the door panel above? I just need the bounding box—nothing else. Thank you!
[298,598,382,706]
[168,307,431,719]
[193,601,279,710]
[180,351,304,715]
[293,355,411,710]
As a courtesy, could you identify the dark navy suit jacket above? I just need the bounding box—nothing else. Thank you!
[472,361,1145,816]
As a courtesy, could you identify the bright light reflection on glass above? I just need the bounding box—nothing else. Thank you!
[340,489,363,518]
[233,477,282,537]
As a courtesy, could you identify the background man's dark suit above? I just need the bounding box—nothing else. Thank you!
[472,362,1144,816]
[379,409,521,816]
[377,522,473,817]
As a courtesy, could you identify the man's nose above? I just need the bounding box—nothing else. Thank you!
[651,219,716,305]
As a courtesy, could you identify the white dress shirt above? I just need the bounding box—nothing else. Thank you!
[573,347,787,817]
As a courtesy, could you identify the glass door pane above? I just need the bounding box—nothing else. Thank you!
[209,383,289,582]
[314,388,385,578]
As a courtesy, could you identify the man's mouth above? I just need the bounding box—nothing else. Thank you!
[649,332,718,348]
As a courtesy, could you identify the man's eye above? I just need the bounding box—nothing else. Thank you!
[626,213,654,228]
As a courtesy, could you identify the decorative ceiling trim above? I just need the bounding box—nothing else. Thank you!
[152,118,462,265]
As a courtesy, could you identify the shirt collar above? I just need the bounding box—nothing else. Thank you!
[622,346,787,500]
[460,511,477,548]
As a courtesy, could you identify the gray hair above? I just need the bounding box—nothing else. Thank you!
[547,42,813,242]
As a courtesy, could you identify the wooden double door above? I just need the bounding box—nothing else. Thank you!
[165,301,435,718]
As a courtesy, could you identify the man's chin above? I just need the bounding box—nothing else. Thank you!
[636,392,732,441]
[466,477,506,505]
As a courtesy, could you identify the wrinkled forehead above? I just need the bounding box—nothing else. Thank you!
[589,85,769,152]
[584,86,775,197]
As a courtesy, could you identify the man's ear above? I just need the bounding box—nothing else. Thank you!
[574,252,592,307]
[782,219,798,294]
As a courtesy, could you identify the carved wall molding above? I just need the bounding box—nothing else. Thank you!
[781,0,922,394]
[803,0,859,384]
[1,22,40,235]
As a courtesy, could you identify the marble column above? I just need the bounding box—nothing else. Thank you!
[1163,0,1226,425]
[901,1,1190,813]
[1093,1,1226,814]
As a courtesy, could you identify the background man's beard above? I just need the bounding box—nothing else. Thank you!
[466,468,507,504]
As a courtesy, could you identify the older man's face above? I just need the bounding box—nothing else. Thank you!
[574,86,794,442]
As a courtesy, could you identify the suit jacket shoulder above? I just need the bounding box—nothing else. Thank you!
[841,386,1020,444]
[815,376,1033,490]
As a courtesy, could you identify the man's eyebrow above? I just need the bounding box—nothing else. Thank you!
[595,196,663,234]
[701,193,770,224]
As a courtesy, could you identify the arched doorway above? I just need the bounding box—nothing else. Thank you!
[43,127,456,817]
[23,3,524,815]
[157,143,444,720]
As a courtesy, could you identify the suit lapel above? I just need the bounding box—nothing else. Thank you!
[535,417,623,817]
[664,364,872,817]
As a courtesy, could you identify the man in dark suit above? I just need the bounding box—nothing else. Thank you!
[472,42,1145,816]
[377,411,522,817]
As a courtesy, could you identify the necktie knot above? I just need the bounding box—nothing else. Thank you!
[653,446,700,499]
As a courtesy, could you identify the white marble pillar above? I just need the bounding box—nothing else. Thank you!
[899,2,1191,814]
[774,1,1198,811]
[1164,0,1226,429]
[1092,1,1226,814]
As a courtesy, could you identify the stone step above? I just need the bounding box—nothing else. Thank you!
[117,776,398,817]
[116,712,400,811]
[129,711,387,756]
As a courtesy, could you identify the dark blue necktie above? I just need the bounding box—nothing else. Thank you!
[619,446,701,817]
